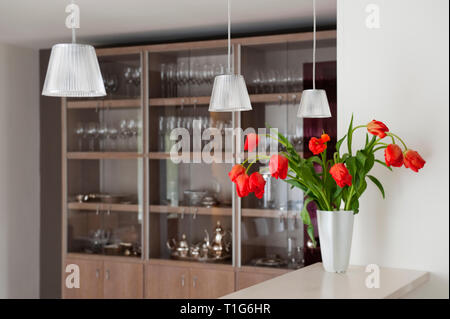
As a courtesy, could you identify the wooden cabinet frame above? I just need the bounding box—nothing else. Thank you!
[61,30,336,298]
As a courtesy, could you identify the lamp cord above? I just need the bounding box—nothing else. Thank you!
[312,0,316,90]
[71,0,76,43]
[227,0,231,74]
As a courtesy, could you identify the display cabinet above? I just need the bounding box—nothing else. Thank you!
[60,30,337,299]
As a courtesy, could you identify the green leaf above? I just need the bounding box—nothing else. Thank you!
[347,114,354,156]
[285,179,307,193]
[364,152,375,174]
[367,175,385,199]
[356,150,367,168]
[307,156,322,166]
[301,197,317,247]
[357,178,367,197]
[336,134,347,153]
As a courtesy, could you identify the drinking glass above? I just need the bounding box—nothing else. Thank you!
[86,122,98,151]
[123,67,134,97]
[119,120,129,151]
[127,119,138,151]
[107,126,119,151]
[158,116,165,151]
[167,64,177,97]
[160,63,167,98]
[97,123,108,151]
[74,122,85,151]
[132,67,141,97]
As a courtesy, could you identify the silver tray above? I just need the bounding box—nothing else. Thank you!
[170,252,231,263]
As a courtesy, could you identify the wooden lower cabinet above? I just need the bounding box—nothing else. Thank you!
[190,268,235,299]
[63,258,103,299]
[145,264,190,299]
[63,257,143,299]
[103,261,144,299]
[145,263,235,299]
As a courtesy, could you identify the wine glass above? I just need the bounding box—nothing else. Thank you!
[74,122,85,151]
[86,122,98,151]
[132,67,141,97]
[158,116,165,151]
[119,120,129,151]
[127,119,138,151]
[167,64,176,97]
[107,125,119,151]
[250,71,262,94]
[123,67,134,97]
[97,123,108,151]
[160,63,167,98]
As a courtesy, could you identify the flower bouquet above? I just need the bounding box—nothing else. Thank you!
[229,116,425,272]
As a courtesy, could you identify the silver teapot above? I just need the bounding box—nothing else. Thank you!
[166,233,189,258]
[210,221,231,258]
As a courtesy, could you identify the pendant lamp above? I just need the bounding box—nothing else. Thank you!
[209,0,252,112]
[297,0,331,118]
[42,1,106,97]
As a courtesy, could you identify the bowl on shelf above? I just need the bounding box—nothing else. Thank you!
[183,190,207,206]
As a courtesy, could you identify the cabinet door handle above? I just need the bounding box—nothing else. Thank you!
[105,269,110,280]
[95,268,100,279]
[181,274,185,287]
[192,276,198,288]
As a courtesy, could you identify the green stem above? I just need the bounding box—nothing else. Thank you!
[387,132,408,150]
[351,125,366,135]
[345,185,355,211]
[373,146,386,153]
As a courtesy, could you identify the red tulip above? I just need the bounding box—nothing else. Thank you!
[321,134,331,143]
[228,164,246,183]
[403,150,426,172]
[249,172,266,199]
[309,136,327,155]
[269,155,289,180]
[384,144,404,167]
[244,133,260,152]
[235,174,250,197]
[367,120,389,138]
[330,163,352,188]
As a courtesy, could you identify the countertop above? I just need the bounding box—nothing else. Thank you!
[223,263,429,299]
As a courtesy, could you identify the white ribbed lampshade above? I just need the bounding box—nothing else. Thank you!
[297,89,331,118]
[209,74,252,112]
[42,43,106,97]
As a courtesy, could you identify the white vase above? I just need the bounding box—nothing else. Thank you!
[317,210,354,273]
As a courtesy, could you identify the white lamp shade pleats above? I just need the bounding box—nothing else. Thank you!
[297,89,332,118]
[209,74,252,112]
[42,43,106,97]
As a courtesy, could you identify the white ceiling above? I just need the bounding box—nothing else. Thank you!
[0,0,336,49]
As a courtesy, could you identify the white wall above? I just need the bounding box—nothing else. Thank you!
[337,0,449,298]
[0,43,40,298]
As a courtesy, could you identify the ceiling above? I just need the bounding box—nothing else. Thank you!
[0,0,336,49]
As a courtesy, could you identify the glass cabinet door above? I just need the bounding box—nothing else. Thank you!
[239,42,305,270]
[66,53,143,154]
[147,47,234,265]
[65,52,144,259]
[66,158,144,258]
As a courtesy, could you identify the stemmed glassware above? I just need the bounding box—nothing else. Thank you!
[86,122,99,151]
[123,66,141,97]
[248,68,303,94]
[103,73,119,96]
[74,122,85,151]
[107,126,119,151]
[74,119,141,152]
[160,61,226,97]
